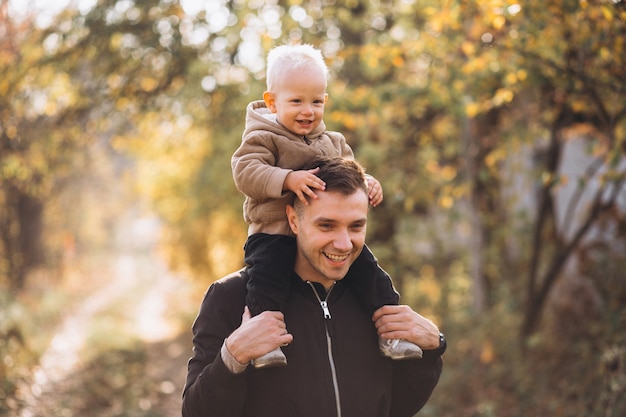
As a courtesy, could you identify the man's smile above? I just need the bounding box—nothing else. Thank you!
[323,252,350,262]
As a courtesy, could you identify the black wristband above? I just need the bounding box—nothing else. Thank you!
[435,332,448,355]
[423,332,446,357]
[437,333,446,352]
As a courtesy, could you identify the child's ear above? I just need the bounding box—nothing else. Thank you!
[263,91,277,113]
[324,93,329,104]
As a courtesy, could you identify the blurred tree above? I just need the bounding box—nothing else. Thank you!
[507,0,626,338]
[0,0,190,290]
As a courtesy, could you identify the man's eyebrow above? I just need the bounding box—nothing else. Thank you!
[313,217,367,225]
[313,217,336,223]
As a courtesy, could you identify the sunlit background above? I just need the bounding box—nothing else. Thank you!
[1,1,625,416]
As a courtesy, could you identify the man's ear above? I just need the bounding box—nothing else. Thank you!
[263,91,277,113]
[286,205,298,235]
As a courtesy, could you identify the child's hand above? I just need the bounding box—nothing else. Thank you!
[284,168,326,205]
[366,175,383,207]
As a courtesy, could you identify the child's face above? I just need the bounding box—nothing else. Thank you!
[264,66,328,137]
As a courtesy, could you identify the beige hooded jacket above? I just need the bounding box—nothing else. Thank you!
[232,100,354,235]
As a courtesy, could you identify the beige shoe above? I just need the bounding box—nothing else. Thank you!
[251,347,288,369]
[380,338,423,360]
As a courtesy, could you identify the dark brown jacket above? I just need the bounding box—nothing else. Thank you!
[182,269,443,417]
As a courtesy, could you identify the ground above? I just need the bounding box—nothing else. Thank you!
[15,217,201,417]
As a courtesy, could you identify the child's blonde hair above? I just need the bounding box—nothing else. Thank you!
[266,44,329,91]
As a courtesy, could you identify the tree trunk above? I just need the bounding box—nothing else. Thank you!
[0,184,44,290]
[462,115,487,314]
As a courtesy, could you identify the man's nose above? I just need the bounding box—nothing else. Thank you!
[333,229,353,251]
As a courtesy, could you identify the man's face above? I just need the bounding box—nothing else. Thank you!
[287,189,369,289]
[263,66,327,137]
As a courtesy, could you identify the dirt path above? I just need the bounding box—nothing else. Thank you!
[17,217,197,417]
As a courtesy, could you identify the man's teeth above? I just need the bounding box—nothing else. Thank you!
[325,253,348,261]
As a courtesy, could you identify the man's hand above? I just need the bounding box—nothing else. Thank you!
[365,175,383,207]
[284,168,326,204]
[372,305,440,350]
[225,307,293,365]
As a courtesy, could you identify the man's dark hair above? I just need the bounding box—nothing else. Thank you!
[305,157,368,195]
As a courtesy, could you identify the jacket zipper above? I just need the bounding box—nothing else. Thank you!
[306,282,341,417]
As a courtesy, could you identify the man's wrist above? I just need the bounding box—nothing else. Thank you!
[423,332,446,357]
[221,338,249,374]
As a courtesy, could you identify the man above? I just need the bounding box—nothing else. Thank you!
[182,157,445,417]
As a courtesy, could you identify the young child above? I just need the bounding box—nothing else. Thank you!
[231,44,422,368]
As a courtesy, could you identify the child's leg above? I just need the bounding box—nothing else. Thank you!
[244,233,296,368]
[345,244,399,317]
[346,245,423,360]
[244,233,297,317]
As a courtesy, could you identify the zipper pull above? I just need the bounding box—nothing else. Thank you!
[320,300,331,319]
[306,281,333,319]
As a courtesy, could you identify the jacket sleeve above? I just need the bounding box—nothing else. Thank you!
[182,274,249,417]
[231,132,291,200]
[389,352,443,417]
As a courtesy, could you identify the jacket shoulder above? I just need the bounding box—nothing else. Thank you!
[209,269,249,297]
[194,269,249,336]
[325,130,347,141]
